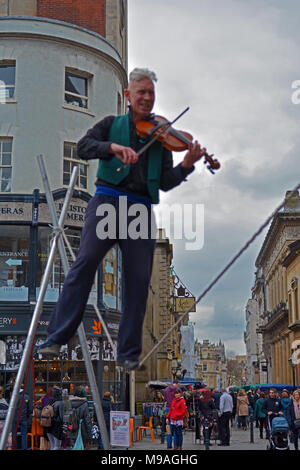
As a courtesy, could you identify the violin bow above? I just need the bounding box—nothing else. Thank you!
[116,107,190,172]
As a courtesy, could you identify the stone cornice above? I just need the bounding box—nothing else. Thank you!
[255,212,300,270]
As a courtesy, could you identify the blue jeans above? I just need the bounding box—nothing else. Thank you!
[12,421,28,450]
[165,407,173,448]
[173,425,183,448]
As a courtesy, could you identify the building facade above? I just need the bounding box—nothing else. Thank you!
[0,3,128,402]
[245,190,300,386]
[194,339,226,389]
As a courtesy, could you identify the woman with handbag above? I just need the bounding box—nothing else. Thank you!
[166,389,187,450]
[287,389,300,450]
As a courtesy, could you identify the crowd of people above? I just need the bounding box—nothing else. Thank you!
[152,381,300,450]
[0,383,116,451]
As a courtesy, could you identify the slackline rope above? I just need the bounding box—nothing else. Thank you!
[138,180,300,368]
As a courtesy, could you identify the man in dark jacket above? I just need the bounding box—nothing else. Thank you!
[262,388,283,438]
[12,384,33,450]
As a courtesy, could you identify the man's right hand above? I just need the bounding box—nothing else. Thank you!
[110,143,138,165]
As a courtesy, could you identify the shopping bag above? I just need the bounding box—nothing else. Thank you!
[166,424,171,435]
[73,419,84,450]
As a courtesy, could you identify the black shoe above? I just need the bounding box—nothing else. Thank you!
[117,359,146,371]
[34,339,60,357]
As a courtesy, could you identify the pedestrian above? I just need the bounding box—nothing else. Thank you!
[35,67,206,371]
[95,391,113,449]
[39,387,53,450]
[218,388,233,446]
[287,389,300,450]
[228,387,237,426]
[12,383,33,450]
[166,389,187,450]
[70,386,92,449]
[253,388,261,428]
[254,392,267,438]
[45,386,64,450]
[281,389,292,420]
[154,390,164,403]
[196,389,216,445]
[61,388,73,450]
[0,386,9,441]
[236,389,249,430]
[212,389,222,410]
[164,380,180,449]
[262,388,283,439]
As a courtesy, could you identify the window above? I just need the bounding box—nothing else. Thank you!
[63,142,88,190]
[36,227,97,303]
[0,139,12,192]
[64,69,89,109]
[0,225,30,300]
[0,61,16,102]
[102,245,123,311]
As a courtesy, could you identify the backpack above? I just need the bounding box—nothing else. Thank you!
[62,408,78,434]
[40,403,55,428]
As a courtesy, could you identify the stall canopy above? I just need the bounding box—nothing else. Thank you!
[147,379,207,390]
[231,384,300,393]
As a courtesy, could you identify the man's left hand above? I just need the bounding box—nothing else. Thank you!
[181,141,207,169]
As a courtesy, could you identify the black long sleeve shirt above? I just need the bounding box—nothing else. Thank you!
[77,111,194,199]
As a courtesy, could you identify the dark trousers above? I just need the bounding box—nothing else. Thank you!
[258,417,265,437]
[219,412,231,445]
[47,194,156,362]
[292,428,300,450]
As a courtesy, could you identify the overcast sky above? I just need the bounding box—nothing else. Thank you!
[127,0,300,355]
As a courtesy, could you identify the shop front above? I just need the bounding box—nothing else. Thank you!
[0,189,126,409]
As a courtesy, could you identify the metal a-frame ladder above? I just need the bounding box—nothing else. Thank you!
[0,155,112,450]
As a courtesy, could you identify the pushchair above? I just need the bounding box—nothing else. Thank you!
[266,414,290,450]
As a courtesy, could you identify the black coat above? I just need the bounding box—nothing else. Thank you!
[287,400,300,430]
[70,398,92,445]
[13,391,33,424]
[262,397,282,415]
[197,399,216,418]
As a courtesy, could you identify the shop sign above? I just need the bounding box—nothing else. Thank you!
[0,203,31,221]
[175,296,196,313]
[0,313,49,333]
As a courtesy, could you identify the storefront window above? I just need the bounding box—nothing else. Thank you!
[36,227,97,302]
[102,245,122,310]
[0,226,29,301]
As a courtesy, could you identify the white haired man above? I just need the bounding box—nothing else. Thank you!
[36,68,205,370]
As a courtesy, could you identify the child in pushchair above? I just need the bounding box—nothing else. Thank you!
[266,413,290,450]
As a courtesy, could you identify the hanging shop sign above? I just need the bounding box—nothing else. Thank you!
[175,296,196,313]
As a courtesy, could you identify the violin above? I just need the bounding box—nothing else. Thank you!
[136,114,221,174]
[117,107,220,174]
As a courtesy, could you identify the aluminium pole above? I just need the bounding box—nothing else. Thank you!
[37,155,110,450]
[0,162,78,451]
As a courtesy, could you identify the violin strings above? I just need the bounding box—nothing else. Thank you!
[138,179,300,368]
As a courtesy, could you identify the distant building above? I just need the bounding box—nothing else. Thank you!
[245,190,300,386]
[194,339,226,389]
[0,1,128,400]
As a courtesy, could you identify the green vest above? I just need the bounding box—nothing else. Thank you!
[96,114,163,204]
